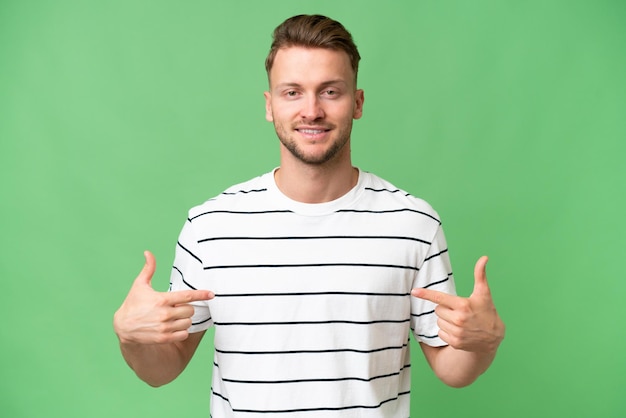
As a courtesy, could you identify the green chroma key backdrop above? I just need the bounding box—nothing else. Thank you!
[1,0,624,416]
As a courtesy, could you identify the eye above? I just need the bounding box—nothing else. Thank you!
[322,89,340,98]
[286,90,298,97]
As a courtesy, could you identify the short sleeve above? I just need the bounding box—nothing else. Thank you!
[169,218,213,332]
[411,225,456,346]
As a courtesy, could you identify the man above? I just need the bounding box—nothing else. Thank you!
[114,14,505,417]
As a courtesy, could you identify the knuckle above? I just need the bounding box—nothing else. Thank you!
[456,328,468,340]
[455,315,468,327]
[156,323,170,334]
[156,310,172,323]
[458,299,471,312]
[446,335,459,348]
[154,293,168,306]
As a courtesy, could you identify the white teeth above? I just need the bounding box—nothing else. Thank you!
[299,129,325,134]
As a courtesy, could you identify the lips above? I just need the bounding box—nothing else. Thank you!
[297,128,328,134]
[294,125,333,134]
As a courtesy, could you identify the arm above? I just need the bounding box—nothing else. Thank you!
[117,331,206,387]
[419,342,496,388]
[113,251,213,387]
[412,256,505,387]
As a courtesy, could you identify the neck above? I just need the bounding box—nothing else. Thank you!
[275,149,358,204]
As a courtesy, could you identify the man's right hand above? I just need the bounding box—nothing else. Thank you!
[113,250,213,345]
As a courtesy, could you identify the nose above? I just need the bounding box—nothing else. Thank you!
[300,95,324,121]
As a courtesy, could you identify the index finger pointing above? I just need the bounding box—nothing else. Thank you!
[168,289,214,305]
[411,288,458,308]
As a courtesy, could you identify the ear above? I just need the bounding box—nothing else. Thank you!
[264,91,273,122]
[353,89,364,120]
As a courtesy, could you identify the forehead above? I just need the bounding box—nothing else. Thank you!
[269,46,355,88]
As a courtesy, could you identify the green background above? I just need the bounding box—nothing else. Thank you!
[1,0,624,416]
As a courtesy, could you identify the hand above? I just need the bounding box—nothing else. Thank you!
[411,256,505,353]
[113,251,213,345]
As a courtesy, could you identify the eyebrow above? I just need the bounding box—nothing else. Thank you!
[274,80,349,90]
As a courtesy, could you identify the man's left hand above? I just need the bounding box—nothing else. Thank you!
[411,256,505,353]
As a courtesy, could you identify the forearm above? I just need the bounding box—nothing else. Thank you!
[421,343,497,388]
[117,331,204,387]
[118,342,187,387]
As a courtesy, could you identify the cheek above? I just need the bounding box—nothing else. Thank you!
[270,102,298,122]
[336,103,359,122]
[328,97,359,118]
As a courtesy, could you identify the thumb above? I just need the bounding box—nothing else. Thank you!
[134,250,156,287]
[472,255,491,297]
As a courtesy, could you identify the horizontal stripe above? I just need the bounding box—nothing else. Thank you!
[424,248,449,262]
[364,187,404,194]
[416,333,439,339]
[192,316,212,326]
[211,390,410,414]
[214,291,410,297]
[221,188,268,195]
[423,273,453,289]
[213,318,410,326]
[219,365,411,385]
[190,209,293,221]
[412,309,435,318]
[198,235,430,244]
[203,262,420,271]
[337,207,441,224]
[215,343,407,356]
[190,207,440,222]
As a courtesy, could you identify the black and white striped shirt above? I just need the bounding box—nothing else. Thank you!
[169,168,456,417]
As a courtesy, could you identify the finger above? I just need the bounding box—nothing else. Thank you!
[411,288,462,309]
[151,328,192,344]
[432,304,455,323]
[437,328,451,346]
[169,304,196,320]
[437,328,464,350]
[169,317,194,332]
[437,317,461,339]
[133,250,156,287]
[169,329,191,342]
[167,289,214,305]
[472,255,491,296]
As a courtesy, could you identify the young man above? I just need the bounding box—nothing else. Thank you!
[114,14,505,417]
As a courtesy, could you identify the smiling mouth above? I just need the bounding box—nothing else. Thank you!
[295,124,333,135]
[296,128,329,134]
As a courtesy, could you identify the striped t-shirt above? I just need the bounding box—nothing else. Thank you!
[169,168,456,417]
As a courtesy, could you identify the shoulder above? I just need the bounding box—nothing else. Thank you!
[359,171,442,225]
[187,171,274,220]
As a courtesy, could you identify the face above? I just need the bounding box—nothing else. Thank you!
[264,47,364,166]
